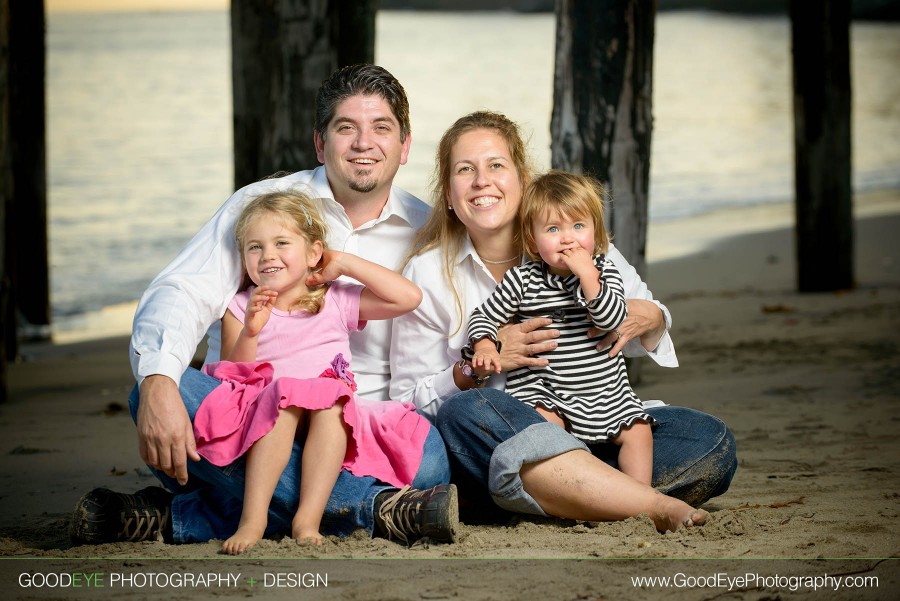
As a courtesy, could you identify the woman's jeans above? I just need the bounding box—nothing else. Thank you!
[436,387,737,515]
[129,368,450,543]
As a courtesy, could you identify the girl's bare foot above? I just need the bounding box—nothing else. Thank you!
[222,523,265,555]
[650,494,709,533]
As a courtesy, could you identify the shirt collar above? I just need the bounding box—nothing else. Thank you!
[540,260,579,292]
[458,234,530,268]
[384,192,415,226]
[458,234,481,267]
[308,166,336,202]
[458,234,531,290]
[311,166,419,227]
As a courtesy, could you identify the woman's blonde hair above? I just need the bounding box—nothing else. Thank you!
[235,189,329,314]
[404,111,534,331]
[520,170,611,261]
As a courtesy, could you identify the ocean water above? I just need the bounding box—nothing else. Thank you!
[46,9,900,324]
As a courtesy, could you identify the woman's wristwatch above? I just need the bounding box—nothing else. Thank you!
[456,359,491,386]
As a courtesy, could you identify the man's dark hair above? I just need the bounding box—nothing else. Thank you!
[315,64,411,142]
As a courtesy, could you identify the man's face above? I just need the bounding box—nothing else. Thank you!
[314,94,411,200]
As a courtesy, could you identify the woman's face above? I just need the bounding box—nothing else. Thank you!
[446,129,522,240]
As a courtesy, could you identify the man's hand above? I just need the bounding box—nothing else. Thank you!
[496,317,559,372]
[591,298,666,357]
[137,375,201,486]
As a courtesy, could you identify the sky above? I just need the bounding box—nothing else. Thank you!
[46,0,228,12]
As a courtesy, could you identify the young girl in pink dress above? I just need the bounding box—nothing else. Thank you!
[192,189,429,554]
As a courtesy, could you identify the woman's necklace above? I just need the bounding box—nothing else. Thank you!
[479,255,521,265]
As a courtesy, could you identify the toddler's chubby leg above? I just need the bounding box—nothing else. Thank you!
[613,421,653,486]
[535,406,567,430]
[291,402,350,545]
[223,407,303,555]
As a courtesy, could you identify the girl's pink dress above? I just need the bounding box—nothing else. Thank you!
[192,281,430,488]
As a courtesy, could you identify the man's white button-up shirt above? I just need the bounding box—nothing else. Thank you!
[130,166,430,401]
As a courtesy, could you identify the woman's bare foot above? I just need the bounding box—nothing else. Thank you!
[222,523,265,555]
[649,494,709,533]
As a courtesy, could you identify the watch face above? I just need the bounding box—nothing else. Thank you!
[461,363,474,377]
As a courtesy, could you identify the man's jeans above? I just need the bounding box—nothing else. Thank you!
[129,368,450,543]
[436,388,736,515]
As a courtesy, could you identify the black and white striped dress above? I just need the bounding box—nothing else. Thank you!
[466,255,653,443]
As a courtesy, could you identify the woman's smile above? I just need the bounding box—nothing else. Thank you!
[448,129,522,238]
[469,195,501,208]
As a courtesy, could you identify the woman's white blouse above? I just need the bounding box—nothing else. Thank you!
[390,236,677,422]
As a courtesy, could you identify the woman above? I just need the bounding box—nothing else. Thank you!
[390,111,736,531]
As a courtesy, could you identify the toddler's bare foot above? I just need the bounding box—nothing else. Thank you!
[650,495,709,533]
[222,524,265,555]
[292,524,323,546]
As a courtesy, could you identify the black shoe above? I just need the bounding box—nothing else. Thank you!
[70,486,173,545]
[374,484,458,545]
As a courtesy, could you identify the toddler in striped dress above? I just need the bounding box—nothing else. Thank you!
[467,171,654,485]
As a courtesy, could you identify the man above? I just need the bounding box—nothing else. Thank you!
[70,64,456,546]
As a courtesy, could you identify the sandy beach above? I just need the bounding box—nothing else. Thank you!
[1,190,898,599]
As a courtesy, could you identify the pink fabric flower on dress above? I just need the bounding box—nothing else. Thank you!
[318,352,357,392]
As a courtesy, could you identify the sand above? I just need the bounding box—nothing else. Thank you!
[1,190,898,600]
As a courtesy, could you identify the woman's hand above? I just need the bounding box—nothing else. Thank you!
[496,317,559,372]
[591,298,666,357]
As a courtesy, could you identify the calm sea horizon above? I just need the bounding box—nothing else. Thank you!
[45,9,899,335]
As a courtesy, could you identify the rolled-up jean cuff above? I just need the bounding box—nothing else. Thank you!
[488,422,589,516]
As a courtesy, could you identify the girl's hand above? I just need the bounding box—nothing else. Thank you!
[472,338,503,374]
[561,247,599,281]
[306,250,346,287]
[244,285,276,337]
[309,250,422,321]
[473,350,503,374]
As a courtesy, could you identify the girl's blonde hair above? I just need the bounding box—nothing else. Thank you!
[403,111,534,332]
[520,170,611,261]
[235,189,329,314]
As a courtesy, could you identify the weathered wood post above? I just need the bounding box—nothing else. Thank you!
[9,0,48,334]
[1,0,49,402]
[231,0,377,189]
[790,0,853,292]
[552,0,656,383]
[334,0,376,67]
[1,0,10,402]
[551,0,655,280]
